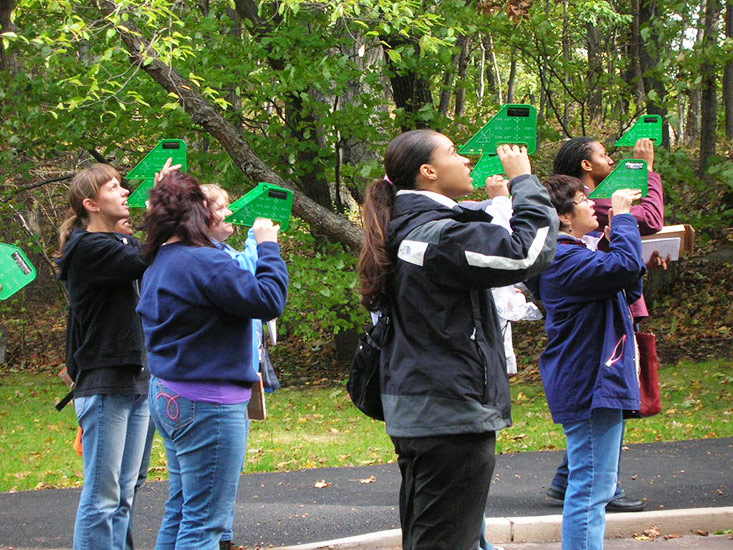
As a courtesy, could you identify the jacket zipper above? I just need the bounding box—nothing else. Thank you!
[470,325,490,402]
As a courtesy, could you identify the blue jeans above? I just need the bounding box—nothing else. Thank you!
[550,421,626,500]
[126,416,157,550]
[150,377,249,550]
[73,393,150,550]
[479,519,495,550]
[562,408,624,550]
[221,413,251,543]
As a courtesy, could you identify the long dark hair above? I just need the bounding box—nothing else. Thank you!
[142,171,214,261]
[553,137,595,178]
[358,129,440,311]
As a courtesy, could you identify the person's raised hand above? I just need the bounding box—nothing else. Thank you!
[610,188,641,216]
[154,157,183,186]
[485,175,510,199]
[252,217,280,244]
[633,138,655,172]
[496,144,531,181]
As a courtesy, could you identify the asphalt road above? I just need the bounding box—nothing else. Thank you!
[0,438,731,549]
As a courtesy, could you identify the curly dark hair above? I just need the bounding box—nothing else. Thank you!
[141,171,215,261]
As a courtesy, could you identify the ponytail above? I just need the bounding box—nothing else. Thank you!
[358,128,441,311]
[358,178,395,311]
[57,209,82,256]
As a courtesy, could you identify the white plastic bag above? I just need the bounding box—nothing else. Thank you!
[492,286,542,322]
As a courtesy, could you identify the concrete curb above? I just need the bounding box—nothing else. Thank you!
[273,507,733,549]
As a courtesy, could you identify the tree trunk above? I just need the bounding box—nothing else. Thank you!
[629,0,645,114]
[638,0,670,148]
[561,0,571,128]
[685,18,705,146]
[480,34,498,100]
[453,36,470,118]
[506,47,517,103]
[97,1,363,252]
[339,39,387,205]
[232,0,332,209]
[724,0,733,139]
[587,22,603,121]
[0,0,18,73]
[699,0,722,176]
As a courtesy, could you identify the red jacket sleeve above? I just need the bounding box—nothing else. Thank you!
[594,171,664,236]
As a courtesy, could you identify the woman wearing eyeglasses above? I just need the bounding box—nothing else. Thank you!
[526,176,646,550]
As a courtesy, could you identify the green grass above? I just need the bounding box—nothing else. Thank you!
[0,358,730,493]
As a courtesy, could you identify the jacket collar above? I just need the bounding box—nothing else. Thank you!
[396,189,458,209]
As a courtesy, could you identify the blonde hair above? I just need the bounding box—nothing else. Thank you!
[200,184,230,206]
[57,164,122,254]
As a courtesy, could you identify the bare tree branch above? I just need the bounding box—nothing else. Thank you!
[1,174,73,203]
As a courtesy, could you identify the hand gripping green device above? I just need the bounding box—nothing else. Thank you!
[225,183,294,232]
[126,139,188,208]
[458,104,538,188]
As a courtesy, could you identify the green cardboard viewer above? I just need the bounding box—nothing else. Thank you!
[459,104,538,188]
[226,183,294,232]
[615,115,663,147]
[588,159,649,199]
[0,243,37,300]
[126,139,188,208]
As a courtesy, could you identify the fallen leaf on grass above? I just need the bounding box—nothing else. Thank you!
[314,480,331,488]
[696,529,709,536]
[359,476,376,484]
[664,534,683,540]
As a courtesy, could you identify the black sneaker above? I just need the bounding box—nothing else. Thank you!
[606,495,646,512]
[546,485,566,501]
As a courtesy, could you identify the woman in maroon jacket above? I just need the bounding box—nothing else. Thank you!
[546,136,665,513]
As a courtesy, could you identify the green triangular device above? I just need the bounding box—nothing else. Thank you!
[468,156,505,189]
[126,139,188,208]
[225,183,294,232]
[0,243,37,300]
[615,115,662,147]
[458,104,538,188]
[588,159,649,199]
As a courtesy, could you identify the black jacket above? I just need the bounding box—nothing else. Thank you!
[57,228,148,382]
[380,175,558,437]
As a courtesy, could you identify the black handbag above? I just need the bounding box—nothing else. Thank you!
[348,313,391,421]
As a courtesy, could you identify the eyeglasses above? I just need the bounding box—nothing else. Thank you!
[573,195,591,206]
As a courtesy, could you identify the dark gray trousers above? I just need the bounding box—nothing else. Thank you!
[392,431,496,550]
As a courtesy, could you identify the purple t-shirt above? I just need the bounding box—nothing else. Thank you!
[160,377,252,405]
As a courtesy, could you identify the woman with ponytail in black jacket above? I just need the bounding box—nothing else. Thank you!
[358,130,558,550]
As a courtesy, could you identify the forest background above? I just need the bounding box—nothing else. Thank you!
[0,0,731,383]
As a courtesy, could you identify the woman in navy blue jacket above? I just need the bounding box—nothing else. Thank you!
[526,175,645,550]
[137,172,288,550]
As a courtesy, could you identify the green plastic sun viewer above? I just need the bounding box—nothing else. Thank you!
[588,159,649,199]
[226,183,294,232]
[615,115,663,147]
[0,243,37,300]
[458,104,538,188]
[126,139,188,208]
